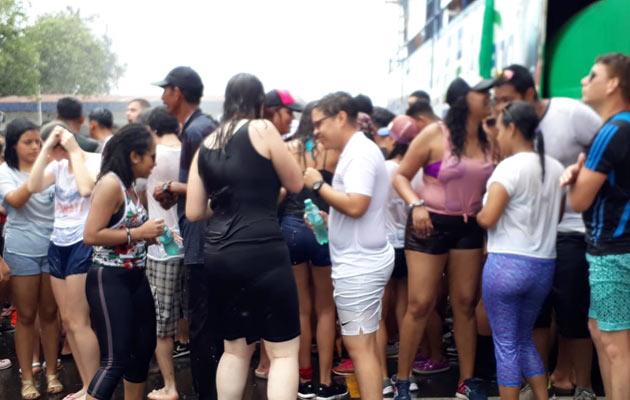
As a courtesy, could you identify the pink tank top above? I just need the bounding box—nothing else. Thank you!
[418,122,493,220]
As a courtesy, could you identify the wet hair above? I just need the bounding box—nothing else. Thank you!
[40,120,71,142]
[149,106,179,137]
[57,97,83,120]
[129,98,151,109]
[409,90,430,102]
[500,101,545,180]
[135,108,153,126]
[444,95,489,159]
[99,123,154,188]
[596,52,630,102]
[89,108,113,129]
[292,102,321,163]
[315,92,360,124]
[5,118,40,169]
[215,73,265,149]
[406,100,437,119]
[354,94,373,115]
[372,107,396,129]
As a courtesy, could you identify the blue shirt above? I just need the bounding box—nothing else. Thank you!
[177,109,217,265]
[583,111,630,255]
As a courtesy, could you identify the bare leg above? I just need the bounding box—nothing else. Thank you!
[311,266,336,386]
[396,251,447,380]
[149,337,178,399]
[447,249,484,381]
[216,339,255,400]
[344,332,381,400]
[527,374,549,400]
[590,319,630,400]
[11,275,41,383]
[265,337,300,400]
[38,273,60,377]
[123,380,146,400]
[377,283,392,379]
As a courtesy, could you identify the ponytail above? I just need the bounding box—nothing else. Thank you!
[500,101,544,181]
[535,128,545,181]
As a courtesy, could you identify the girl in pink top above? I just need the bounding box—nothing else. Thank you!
[392,77,494,400]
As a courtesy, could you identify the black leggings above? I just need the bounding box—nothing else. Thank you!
[86,265,156,400]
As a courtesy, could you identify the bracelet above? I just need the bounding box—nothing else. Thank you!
[126,227,132,245]
[408,200,426,212]
[162,181,171,193]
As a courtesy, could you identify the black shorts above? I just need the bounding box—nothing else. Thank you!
[404,212,485,254]
[391,248,408,279]
[552,232,590,338]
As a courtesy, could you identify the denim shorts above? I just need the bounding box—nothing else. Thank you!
[281,216,331,267]
[48,241,93,279]
[4,250,50,276]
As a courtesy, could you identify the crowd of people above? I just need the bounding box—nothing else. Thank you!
[0,51,629,400]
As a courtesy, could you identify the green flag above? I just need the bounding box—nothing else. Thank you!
[479,0,495,78]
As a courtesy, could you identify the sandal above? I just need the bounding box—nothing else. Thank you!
[21,379,40,400]
[19,362,42,375]
[46,374,64,394]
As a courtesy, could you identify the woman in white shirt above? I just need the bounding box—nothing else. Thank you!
[477,102,564,400]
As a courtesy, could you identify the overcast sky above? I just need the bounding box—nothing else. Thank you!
[27,0,401,105]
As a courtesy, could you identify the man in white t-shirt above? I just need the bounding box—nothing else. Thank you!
[493,64,601,398]
[144,107,185,400]
[304,92,394,400]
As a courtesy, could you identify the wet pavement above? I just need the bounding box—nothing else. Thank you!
[0,322,603,399]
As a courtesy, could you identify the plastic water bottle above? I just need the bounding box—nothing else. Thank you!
[158,226,180,256]
[304,199,328,245]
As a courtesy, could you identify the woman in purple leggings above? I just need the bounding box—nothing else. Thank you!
[477,102,564,400]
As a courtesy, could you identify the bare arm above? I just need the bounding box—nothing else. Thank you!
[185,150,212,222]
[251,120,303,193]
[5,181,34,210]
[393,123,439,204]
[303,167,371,219]
[62,131,97,197]
[83,174,164,246]
[27,127,59,193]
[560,153,607,213]
[476,183,510,229]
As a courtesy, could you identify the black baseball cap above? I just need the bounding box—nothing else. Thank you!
[152,66,204,97]
[445,77,494,107]
[264,89,304,112]
[492,64,536,94]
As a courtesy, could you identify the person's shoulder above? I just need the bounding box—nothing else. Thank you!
[609,111,630,130]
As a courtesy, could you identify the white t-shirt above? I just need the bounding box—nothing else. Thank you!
[485,152,564,259]
[539,98,601,233]
[147,144,183,261]
[384,160,423,249]
[47,153,101,246]
[329,132,394,279]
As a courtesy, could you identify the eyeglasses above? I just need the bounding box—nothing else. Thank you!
[312,116,332,130]
[485,118,496,128]
[588,71,597,82]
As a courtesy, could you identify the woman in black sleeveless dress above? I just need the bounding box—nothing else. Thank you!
[186,73,303,400]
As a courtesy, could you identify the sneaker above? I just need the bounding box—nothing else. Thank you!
[573,388,597,400]
[390,373,419,392]
[298,381,316,399]
[0,359,11,370]
[412,358,450,375]
[456,378,487,400]
[393,379,411,400]
[315,382,348,400]
[382,378,394,395]
[332,358,354,376]
[172,341,190,358]
[386,342,400,358]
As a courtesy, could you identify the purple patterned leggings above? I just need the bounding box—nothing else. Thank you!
[482,253,554,387]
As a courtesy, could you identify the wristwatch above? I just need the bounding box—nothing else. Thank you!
[312,180,325,193]
[162,181,171,194]
[408,199,426,212]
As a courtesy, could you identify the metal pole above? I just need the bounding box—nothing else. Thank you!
[37,86,42,125]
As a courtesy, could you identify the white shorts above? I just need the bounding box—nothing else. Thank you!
[333,262,394,336]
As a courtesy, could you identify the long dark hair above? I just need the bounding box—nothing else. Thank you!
[215,73,265,149]
[292,101,320,164]
[5,118,40,170]
[500,101,545,180]
[99,123,154,188]
[444,96,489,159]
